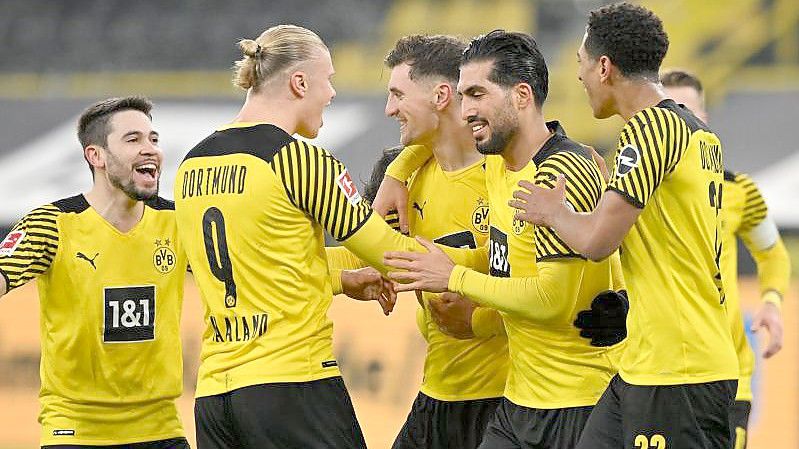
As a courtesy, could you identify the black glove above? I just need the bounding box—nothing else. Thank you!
[574,290,629,347]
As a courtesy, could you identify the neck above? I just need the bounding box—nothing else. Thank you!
[502,113,551,172]
[429,111,482,171]
[233,88,298,134]
[84,177,144,233]
[613,79,667,121]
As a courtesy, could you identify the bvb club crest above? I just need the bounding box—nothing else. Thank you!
[471,199,489,234]
[153,238,177,274]
[512,216,526,235]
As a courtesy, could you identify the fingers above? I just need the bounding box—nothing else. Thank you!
[517,180,536,192]
[555,174,566,192]
[397,196,409,235]
[763,318,784,359]
[383,251,421,262]
[508,199,527,211]
[416,236,438,253]
[588,146,610,182]
[392,280,427,292]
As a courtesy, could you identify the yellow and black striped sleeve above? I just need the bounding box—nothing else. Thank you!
[270,141,372,241]
[534,151,604,261]
[607,107,690,208]
[0,205,60,291]
[736,173,768,232]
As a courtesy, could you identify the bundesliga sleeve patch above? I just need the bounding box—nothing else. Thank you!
[0,230,25,256]
[336,169,362,206]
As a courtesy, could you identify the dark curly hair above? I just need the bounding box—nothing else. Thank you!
[362,145,404,204]
[461,30,548,108]
[585,2,669,81]
[385,35,467,85]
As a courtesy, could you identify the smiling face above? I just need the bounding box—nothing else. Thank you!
[384,63,440,146]
[577,32,614,119]
[296,48,337,139]
[99,110,163,201]
[457,59,519,155]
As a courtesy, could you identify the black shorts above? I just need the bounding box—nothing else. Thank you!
[575,374,737,449]
[477,398,592,449]
[42,437,190,449]
[730,400,751,449]
[392,392,501,449]
[195,376,366,449]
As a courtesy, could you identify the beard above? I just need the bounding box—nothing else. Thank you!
[475,106,519,155]
[109,172,159,201]
[106,153,159,201]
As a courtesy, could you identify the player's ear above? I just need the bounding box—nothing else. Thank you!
[598,55,612,83]
[84,145,105,171]
[289,70,308,98]
[433,83,453,111]
[513,82,534,109]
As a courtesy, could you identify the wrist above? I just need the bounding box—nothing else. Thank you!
[762,290,783,312]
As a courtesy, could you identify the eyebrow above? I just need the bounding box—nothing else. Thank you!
[459,85,483,96]
[122,130,159,139]
[389,87,403,95]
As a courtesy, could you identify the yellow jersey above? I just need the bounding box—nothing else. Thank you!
[448,123,619,409]
[407,156,508,401]
[607,99,738,385]
[0,195,187,446]
[721,171,791,401]
[173,123,482,398]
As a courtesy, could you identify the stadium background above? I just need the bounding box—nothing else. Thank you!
[0,0,797,447]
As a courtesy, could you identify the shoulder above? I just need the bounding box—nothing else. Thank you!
[51,194,90,214]
[144,196,175,211]
[184,124,297,164]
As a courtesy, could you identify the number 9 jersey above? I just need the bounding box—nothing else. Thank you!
[0,194,188,446]
[174,123,374,398]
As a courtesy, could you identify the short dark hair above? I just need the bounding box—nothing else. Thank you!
[77,96,153,173]
[362,145,404,204]
[660,69,703,94]
[385,34,467,85]
[585,2,669,81]
[461,30,548,108]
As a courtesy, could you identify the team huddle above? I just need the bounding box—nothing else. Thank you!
[0,2,790,449]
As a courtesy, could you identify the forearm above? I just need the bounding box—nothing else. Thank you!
[326,246,368,271]
[448,259,582,323]
[751,238,791,298]
[609,251,625,291]
[548,192,638,261]
[471,306,506,337]
[385,145,432,181]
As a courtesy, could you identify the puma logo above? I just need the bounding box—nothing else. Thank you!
[76,252,99,270]
[413,201,427,219]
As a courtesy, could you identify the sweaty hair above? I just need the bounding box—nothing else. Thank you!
[461,30,548,108]
[77,96,153,173]
[384,34,467,85]
[660,69,703,94]
[234,24,328,91]
[585,2,669,81]
[362,145,404,204]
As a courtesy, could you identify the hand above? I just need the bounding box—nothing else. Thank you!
[508,175,568,227]
[586,146,610,182]
[341,267,397,316]
[574,290,629,347]
[372,176,410,234]
[751,300,783,358]
[429,292,477,339]
[384,237,454,293]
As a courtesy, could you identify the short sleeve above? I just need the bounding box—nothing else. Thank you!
[534,151,604,261]
[607,108,690,208]
[735,173,768,232]
[0,205,60,290]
